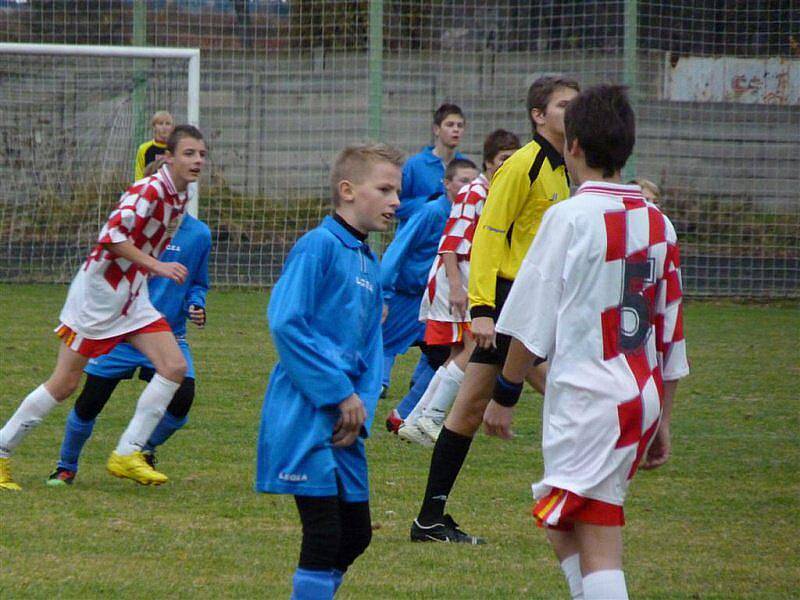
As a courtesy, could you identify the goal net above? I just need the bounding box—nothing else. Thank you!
[0,44,199,283]
[1,3,798,298]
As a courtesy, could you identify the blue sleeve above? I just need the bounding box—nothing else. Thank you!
[268,248,354,409]
[380,211,424,290]
[185,229,211,311]
[396,161,424,223]
[361,300,384,402]
[395,194,428,223]
[399,160,415,202]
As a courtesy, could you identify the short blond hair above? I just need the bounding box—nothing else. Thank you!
[630,177,661,203]
[330,143,404,205]
[150,110,174,127]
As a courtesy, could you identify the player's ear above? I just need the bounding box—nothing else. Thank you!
[566,138,581,159]
[163,150,173,164]
[337,179,355,204]
[531,108,546,128]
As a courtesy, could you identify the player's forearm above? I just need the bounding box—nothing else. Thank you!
[660,379,678,426]
[501,338,538,384]
[441,253,463,289]
[103,241,160,272]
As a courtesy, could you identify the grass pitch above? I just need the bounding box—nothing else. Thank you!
[0,285,797,598]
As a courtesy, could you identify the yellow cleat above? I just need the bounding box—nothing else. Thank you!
[107,451,168,486]
[0,457,22,491]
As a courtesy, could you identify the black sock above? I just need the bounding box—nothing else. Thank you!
[417,425,473,525]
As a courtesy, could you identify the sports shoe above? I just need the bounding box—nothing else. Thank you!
[47,467,76,486]
[397,422,433,448]
[410,514,485,544]
[0,457,21,491]
[379,384,388,399]
[385,409,403,434]
[107,451,168,486]
[417,414,445,442]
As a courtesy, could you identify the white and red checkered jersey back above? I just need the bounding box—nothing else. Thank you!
[419,174,488,323]
[496,181,689,506]
[59,166,188,339]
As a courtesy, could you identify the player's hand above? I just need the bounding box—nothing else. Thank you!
[641,422,671,470]
[152,261,188,284]
[471,316,496,349]
[333,393,366,447]
[483,400,515,440]
[449,287,468,321]
[381,303,389,324]
[188,304,206,328]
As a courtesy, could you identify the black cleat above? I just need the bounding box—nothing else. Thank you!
[410,514,485,544]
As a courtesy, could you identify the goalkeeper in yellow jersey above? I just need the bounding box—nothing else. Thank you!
[410,75,580,544]
[134,110,174,180]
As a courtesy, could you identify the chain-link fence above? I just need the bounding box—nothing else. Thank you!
[1,0,798,297]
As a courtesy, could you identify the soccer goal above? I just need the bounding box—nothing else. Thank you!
[0,43,200,283]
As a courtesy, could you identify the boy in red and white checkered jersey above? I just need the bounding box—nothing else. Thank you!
[487,86,689,599]
[399,130,521,446]
[0,125,207,491]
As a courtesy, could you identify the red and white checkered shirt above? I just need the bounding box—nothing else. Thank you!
[496,181,689,506]
[59,166,188,339]
[420,174,488,323]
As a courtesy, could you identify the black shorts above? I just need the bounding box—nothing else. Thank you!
[470,277,514,366]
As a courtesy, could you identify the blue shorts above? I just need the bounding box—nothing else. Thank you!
[256,437,369,503]
[84,338,195,380]
[382,291,426,357]
[255,367,370,503]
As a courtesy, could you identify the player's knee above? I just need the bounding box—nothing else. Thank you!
[336,525,372,572]
[74,375,117,421]
[166,378,195,419]
[158,356,187,383]
[47,372,83,401]
[421,344,450,371]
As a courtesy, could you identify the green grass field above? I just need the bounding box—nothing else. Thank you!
[0,285,797,598]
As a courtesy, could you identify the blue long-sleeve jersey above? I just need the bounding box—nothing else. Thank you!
[148,214,211,338]
[265,215,383,431]
[256,216,383,499]
[396,145,466,225]
[380,193,451,296]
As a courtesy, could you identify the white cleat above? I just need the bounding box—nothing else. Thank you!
[398,422,434,448]
[417,415,445,443]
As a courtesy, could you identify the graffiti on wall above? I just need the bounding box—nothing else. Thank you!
[665,56,799,105]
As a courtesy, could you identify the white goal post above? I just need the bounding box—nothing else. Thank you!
[0,42,201,216]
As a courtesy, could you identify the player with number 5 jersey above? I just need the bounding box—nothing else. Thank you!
[490,85,689,600]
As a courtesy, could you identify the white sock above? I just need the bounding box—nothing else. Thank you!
[422,361,464,420]
[560,554,584,599]
[0,384,59,458]
[582,569,628,600]
[404,366,446,425]
[115,373,180,455]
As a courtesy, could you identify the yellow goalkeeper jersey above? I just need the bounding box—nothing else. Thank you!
[469,133,570,317]
[134,139,168,181]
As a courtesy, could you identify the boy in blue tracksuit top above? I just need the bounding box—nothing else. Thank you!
[256,143,403,600]
[385,105,467,410]
[396,103,467,227]
[47,214,211,485]
[381,159,478,425]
